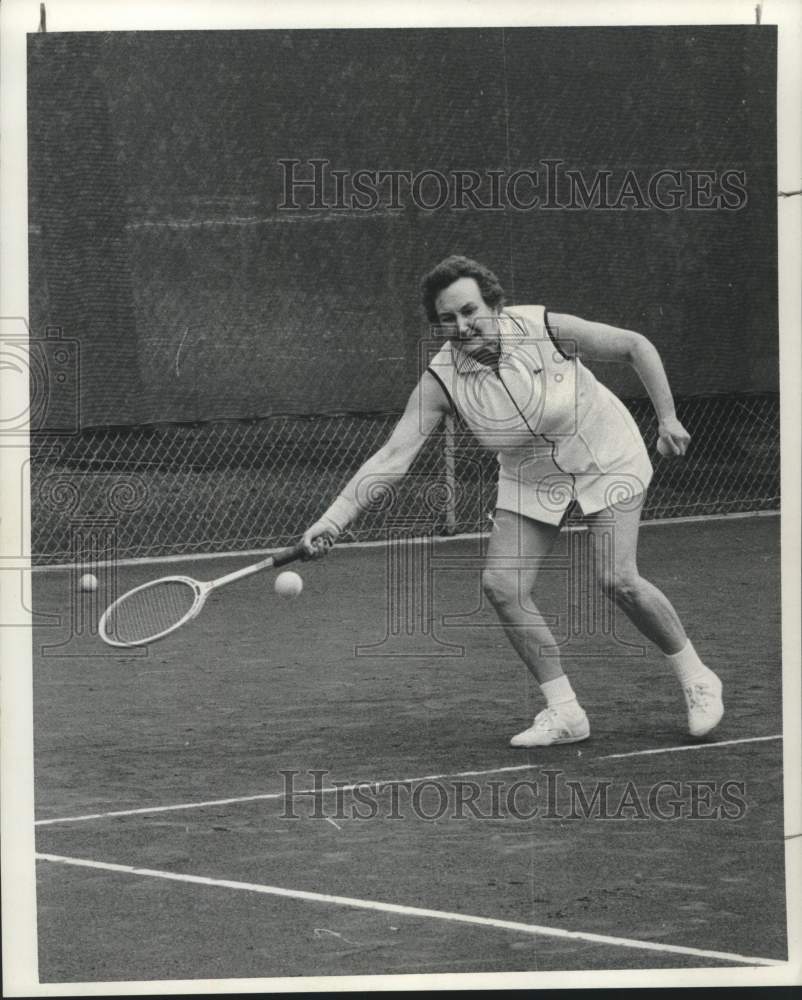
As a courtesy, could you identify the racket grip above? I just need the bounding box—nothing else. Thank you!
[272,541,308,567]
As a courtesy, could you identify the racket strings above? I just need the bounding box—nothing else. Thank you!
[103,580,199,645]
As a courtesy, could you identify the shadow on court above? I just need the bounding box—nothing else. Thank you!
[32,516,786,980]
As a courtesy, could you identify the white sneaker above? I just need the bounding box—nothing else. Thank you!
[683,672,724,737]
[510,706,590,748]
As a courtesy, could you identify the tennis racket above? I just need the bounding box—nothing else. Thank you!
[99,542,308,648]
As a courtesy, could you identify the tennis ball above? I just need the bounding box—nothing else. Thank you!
[79,573,98,592]
[656,437,672,457]
[275,570,303,599]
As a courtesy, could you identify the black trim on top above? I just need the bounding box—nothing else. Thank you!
[558,498,579,527]
[425,366,456,414]
[541,433,575,489]
[497,370,576,493]
[544,309,572,361]
[506,311,528,341]
[507,312,543,373]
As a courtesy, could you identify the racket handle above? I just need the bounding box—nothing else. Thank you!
[272,541,308,567]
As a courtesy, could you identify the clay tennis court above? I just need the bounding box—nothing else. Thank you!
[33,515,786,981]
[11,10,795,991]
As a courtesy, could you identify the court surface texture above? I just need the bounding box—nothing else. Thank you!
[32,515,786,982]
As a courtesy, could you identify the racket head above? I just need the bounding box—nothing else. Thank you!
[99,575,205,647]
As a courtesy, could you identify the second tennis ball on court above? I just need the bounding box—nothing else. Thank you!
[79,573,98,592]
[274,570,303,599]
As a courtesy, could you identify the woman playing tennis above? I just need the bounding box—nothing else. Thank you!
[302,255,723,747]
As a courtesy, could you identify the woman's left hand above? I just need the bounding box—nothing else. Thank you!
[657,416,691,457]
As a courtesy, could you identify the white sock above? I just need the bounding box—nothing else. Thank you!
[540,675,582,714]
[665,640,713,686]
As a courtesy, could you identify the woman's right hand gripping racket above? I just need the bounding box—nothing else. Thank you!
[99,542,307,648]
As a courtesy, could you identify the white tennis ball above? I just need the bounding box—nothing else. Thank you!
[274,570,303,599]
[656,437,671,457]
[79,573,98,592]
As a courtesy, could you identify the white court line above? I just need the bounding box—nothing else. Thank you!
[35,852,784,968]
[33,764,549,826]
[30,509,779,572]
[597,734,783,760]
[34,734,782,828]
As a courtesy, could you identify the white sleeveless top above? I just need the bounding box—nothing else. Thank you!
[426,305,653,522]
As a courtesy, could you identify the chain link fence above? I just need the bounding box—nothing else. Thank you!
[30,393,779,565]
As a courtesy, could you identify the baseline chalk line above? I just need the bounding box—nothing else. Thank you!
[596,734,782,761]
[34,763,543,826]
[35,734,783,827]
[35,852,785,968]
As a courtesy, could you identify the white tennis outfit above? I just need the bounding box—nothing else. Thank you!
[427,305,653,525]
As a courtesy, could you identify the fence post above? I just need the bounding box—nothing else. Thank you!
[444,414,456,535]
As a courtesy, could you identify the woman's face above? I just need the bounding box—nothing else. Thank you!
[434,277,501,364]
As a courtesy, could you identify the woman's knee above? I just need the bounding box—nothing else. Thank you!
[482,568,520,609]
[597,565,642,604]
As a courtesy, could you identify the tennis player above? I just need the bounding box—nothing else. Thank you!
[302,255,723,747]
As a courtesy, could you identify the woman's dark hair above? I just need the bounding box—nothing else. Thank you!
[420,255,505,324]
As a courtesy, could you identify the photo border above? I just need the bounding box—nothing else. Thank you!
[2,0,799,994]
